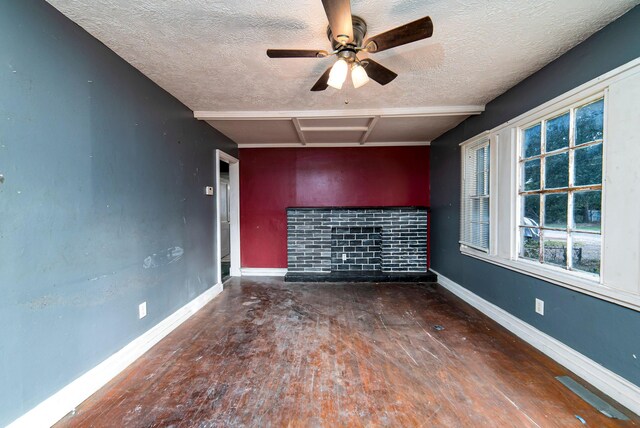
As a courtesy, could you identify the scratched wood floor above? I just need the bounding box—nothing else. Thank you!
[56,277,639,427]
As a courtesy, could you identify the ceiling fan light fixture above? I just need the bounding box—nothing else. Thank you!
[327,58,348,89]
[351,63,370,89]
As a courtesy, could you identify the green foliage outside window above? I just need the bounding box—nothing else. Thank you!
[520,98,603,275]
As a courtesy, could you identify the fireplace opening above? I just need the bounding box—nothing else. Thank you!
[331,226,382,272]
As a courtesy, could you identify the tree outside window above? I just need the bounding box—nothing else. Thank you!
[519,98,603,276]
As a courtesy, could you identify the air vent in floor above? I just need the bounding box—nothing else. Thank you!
[556,376,629,420]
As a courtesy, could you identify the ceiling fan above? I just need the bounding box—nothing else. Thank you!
[266,0,433,91]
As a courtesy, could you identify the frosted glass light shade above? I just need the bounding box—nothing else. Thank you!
[351,63,370,89]
[327,59,348,90]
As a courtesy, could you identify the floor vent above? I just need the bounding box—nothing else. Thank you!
[556,376,629,420]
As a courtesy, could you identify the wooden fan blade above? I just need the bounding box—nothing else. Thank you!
[360,59,398,86]
[267,49,329,58]
[310,67,333,91]
[364,16,433,53]
[321,0,353,44]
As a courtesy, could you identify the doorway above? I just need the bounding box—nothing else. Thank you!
[219,166,230,281]
[216,150,240,285]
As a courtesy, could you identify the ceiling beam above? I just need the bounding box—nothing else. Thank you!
[194,105,485,121]
[360,116,380,145]
[300,126,369,132]
[237,141,430,149]
[291,118,306,145]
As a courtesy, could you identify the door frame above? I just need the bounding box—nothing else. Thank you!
[215,150,241,284]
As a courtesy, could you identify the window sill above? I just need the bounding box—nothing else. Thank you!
[459,246,640,312]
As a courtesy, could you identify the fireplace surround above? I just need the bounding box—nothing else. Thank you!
[285,207,436,282]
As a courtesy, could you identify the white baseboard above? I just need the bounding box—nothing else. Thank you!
[8,282,224,428]
[241,267,287,277]
[432,270,640,416]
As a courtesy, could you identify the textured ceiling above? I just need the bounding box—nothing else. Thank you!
[46,0,638,114]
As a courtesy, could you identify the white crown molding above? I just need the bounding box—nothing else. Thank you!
[194,105,485,121]
[237,141,430,149]
[241,268,288,277]
[8,283,224,428]
[432,270,640,416]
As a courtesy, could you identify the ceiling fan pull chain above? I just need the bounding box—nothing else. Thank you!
[344,79,350,104]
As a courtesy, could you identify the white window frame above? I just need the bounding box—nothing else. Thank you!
[515,93,605,279]
[460,136,491,252]
[458,58,640,312]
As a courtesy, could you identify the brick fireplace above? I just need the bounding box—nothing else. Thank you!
[331,226,382,272]
[285,207,434,282]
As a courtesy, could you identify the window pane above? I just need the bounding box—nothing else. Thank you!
[523,159,540,191]
[522,194,540,226]
[471,199,480,222]
[543,230,567,267]
[472,198,489,223]
[469,197,489,249]
[523,124,541,158]
[481,197,489,223]
[475,172,485,196]
[573,232,601,275]
[546,113,569,152]
[573,191,602,232]
[575,99,604,145]
[520,227,539,261]
[574,143,602,186]
[475,147,486,195]
[544,193,568,228]
[480,223,489,248]
[470,222,489,249]
[545,152,569,189]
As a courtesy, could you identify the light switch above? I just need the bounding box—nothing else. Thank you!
[139,302,147,319]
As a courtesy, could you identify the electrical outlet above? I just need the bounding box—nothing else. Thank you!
[342,253,347,261]
[535,298,544,316]
[139,301,147,319]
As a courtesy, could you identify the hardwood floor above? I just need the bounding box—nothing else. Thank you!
[56,278,639,427]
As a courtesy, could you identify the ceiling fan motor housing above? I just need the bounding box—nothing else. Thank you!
[327,15,367,54]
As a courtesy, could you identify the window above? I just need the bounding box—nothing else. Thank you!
[456,61,640,310]
[461,138,490,251]
[518,98,604,277]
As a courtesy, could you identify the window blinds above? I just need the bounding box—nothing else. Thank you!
[461,139,490,250]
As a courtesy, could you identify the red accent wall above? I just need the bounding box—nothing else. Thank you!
[240,146,430,268]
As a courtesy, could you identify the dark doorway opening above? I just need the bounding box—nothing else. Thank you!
[219,160,231,282]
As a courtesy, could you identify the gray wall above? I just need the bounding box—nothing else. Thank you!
[431,6,640,387]
[0,1,237,425]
